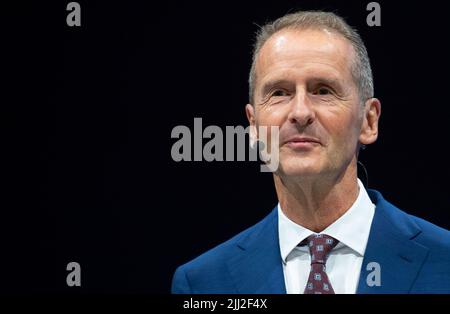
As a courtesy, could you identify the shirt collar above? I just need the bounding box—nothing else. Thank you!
[278,179,375,263]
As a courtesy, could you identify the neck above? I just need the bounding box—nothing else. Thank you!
[274,158,359,232]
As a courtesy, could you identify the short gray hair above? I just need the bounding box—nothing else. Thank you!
[248,11,374,105]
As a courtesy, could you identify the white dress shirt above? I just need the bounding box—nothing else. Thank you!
[278,179,375,294]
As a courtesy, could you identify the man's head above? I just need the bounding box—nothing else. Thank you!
[245,11,381,179]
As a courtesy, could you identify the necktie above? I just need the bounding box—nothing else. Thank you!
[302,234,338,294]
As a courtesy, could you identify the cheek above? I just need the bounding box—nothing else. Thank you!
[255,108,287,144]
[323,112,360,152]
[256,107,287,127]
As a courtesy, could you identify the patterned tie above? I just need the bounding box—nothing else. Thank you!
[302,234,338,294]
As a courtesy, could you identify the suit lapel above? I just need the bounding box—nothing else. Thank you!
[225,190,429,294]
[357,190,429,293]
[226,208,286,294]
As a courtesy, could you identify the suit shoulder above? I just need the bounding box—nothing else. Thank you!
[175,209,275,273]
[172,209,276,293]
[369,189,450,250]
[409,214,450,249]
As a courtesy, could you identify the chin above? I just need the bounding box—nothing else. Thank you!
[277,158,323,178]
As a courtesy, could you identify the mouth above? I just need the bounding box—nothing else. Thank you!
[283,137,322,150]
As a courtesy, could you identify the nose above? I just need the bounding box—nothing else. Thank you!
[287,91,316,127]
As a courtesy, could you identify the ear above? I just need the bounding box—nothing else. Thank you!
[245,104,258,147]
[359,98,381,145]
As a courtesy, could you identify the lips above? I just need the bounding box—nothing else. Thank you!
[284,136,322,145]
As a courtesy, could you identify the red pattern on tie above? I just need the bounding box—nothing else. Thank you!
[302,234,338,294]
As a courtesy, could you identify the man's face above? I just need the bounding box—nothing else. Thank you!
[247,28,365,178]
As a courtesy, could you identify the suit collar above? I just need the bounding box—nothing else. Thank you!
[227,208,286,293]
[357,189,429,293]
[226,189,429,294]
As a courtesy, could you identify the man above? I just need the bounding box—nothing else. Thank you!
[171,11,450,294]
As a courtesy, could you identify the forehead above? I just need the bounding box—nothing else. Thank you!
[255,28,356,85]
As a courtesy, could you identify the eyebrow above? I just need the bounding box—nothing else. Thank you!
[260,76,343,96]
[260,79,294,97]
[308,76,343,88]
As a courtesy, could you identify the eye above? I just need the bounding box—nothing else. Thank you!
[271,89,289,97]
[313,87,332,96]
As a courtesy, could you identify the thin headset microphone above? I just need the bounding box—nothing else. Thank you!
[357,143,369,188]
[357,160,369,188]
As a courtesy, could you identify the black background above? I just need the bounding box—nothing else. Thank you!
[2,0,449,294]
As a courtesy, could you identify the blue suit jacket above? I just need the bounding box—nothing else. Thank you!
[172,190,450,293]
